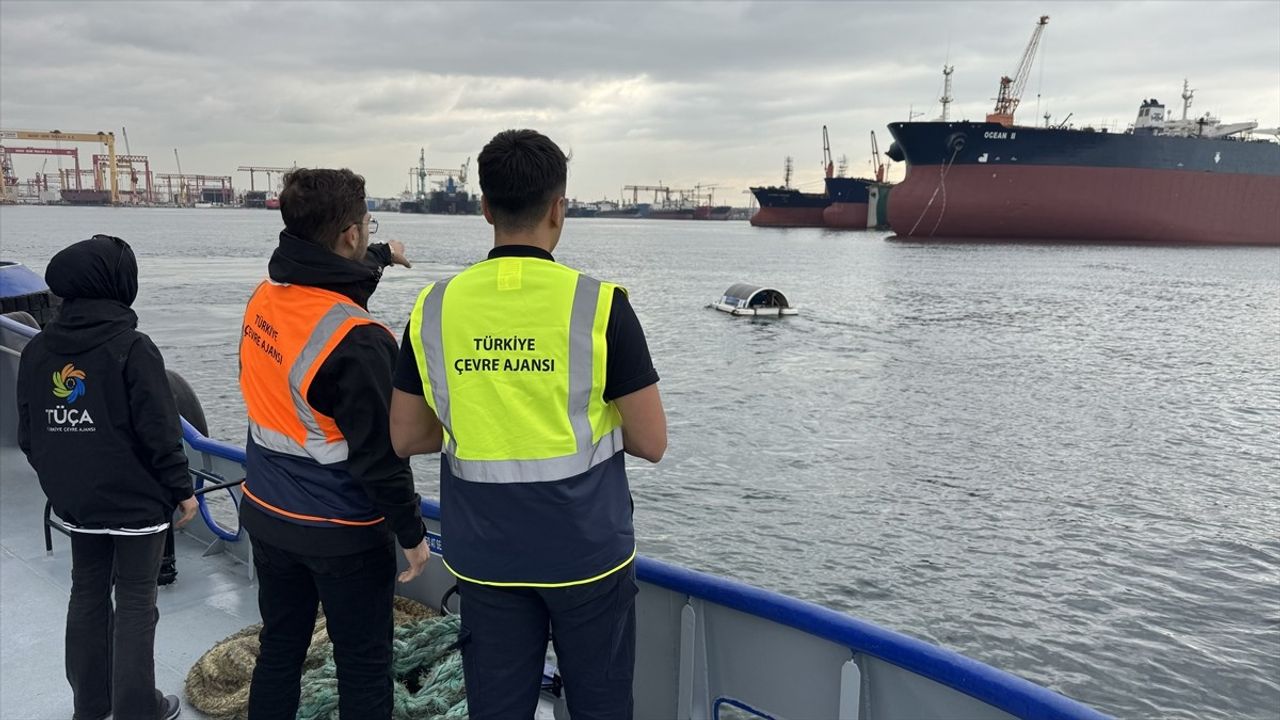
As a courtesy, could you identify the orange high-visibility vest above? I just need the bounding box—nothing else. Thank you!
[238,280,393,526]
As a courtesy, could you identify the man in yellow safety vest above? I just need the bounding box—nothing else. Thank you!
[390,129,667,719]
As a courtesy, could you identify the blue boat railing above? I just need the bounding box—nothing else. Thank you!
[0,313,1108,719]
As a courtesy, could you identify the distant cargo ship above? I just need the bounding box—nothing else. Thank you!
[751,127,894,229]
[647,206,696,221]
[748,186,829,227]
[693,205,732,221]
[823,177,893,229]
[398,189,479,215]
[886,88,1280,245]
[595,203,647,219]
[427,189,478,215]
[60,189,112,206]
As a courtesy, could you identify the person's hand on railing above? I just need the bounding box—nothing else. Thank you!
[175,496,198,528]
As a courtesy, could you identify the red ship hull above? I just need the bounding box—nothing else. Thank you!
[749,207,827,228]
[888,164,1280,246]
[822,202,871,229]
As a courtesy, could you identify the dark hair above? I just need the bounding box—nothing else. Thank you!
[279,168,367,249]
[478,129,567,232]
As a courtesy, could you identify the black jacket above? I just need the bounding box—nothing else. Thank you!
[239,232,426,556]
[17,235,193,529]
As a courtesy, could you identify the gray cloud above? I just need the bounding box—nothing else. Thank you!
[2,1,1277,201]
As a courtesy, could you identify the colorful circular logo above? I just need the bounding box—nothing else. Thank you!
[52,363,86,404]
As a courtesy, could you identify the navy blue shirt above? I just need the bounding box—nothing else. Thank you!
[393,244,659,401]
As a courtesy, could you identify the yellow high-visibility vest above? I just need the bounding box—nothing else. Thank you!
[409,255,634,586]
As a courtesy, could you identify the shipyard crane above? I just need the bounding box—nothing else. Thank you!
[118,128,140,201]
[870,131,886,183]
[173,148,190,206]
[622,184,670,205]
[0,152,15,203]
[693,183,719,206]
[409,149,470,200]
[822,126,834,179]
[0,129,118,202]
[986,15,1049,127]
[238,166,295,193]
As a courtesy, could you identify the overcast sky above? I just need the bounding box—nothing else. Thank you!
[2,1,1278,202]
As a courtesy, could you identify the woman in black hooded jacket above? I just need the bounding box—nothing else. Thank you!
[16,234,197,720]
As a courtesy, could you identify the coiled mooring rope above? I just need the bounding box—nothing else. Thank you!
[185,597,467,720]
[296,616,468,720]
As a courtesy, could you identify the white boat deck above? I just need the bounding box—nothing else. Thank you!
[1,444,251,720]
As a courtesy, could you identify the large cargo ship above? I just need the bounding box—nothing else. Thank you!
[752,128,895,229]
[823,177,893,229]
[59,189,112,205]
[748,186,829,227]
[693,204,732,220]
[886,91,1280,245]
[647,205,696,220]
[595,203,648,219]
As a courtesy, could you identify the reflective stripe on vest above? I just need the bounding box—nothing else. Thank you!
[241,281,390,465]
[410,261,623,484]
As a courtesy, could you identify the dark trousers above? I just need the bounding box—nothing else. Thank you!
[458,562,638,720]
[246,537,397,720]
[67,531,167,720]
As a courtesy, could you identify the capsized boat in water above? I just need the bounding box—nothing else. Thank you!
[712,283,799,317]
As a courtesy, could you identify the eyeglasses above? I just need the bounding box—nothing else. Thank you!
[345,217,378,235]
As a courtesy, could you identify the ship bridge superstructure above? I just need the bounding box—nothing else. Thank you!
[1132,81,1259,139]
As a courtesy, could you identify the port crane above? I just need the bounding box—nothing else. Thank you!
[1,147,79,196]
[0,129,118,202]
[120,127,140,201]
[622,184,670,206]
[0,153,14,203]
[238,166,296,194]
[408,150,470,201]
[173,149,189,206]
[822,126,834,179]
[870,131,887,183]
[693,183,719,206]
[986,15,1049,127]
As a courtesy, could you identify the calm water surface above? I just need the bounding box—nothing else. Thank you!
[3,206,1278,719]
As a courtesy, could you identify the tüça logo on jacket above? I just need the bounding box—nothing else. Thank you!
[47,363,95,432]
[52,363,86,403]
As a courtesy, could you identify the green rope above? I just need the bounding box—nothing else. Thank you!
[185,599,465,720]
[296,615,468,720]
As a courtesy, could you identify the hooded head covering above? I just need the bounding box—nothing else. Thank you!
[40,235,140,354]
[45,234,139,305]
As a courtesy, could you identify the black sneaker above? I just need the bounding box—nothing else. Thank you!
[160,694,181,720]
[157,554,177,586]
